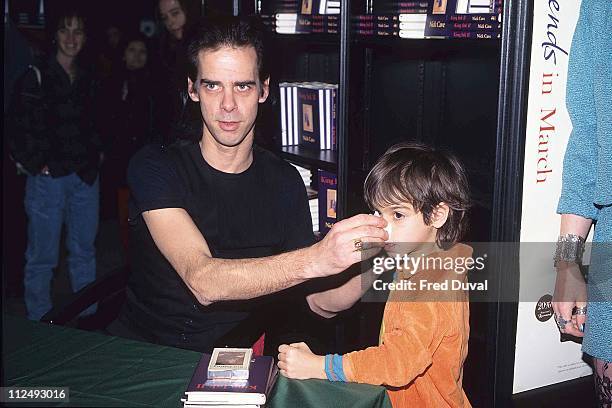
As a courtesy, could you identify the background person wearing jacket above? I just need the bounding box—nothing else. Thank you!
[7,7,102,321]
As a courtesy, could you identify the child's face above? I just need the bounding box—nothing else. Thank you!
[377,203,438,256]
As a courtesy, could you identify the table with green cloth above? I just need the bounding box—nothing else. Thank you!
[2,316,391,407]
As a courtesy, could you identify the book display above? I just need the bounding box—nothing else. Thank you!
[182,350,277,407]
[279,82,337,151]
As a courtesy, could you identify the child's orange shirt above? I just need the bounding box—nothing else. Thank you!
[343,244,472,408]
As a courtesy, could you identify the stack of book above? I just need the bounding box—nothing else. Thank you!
[371,0,429,14]
[279,82,337,151]
[257,0,340,34]
[289,163,319,232]
[424,0,503,39]
[182,350,277,408]
[273,13,339,34]
[353,0,503,39]
[309,192,319,233]
[290,162,313,187]
[352,13,427,38]
[260,0,340,15]
[317,170,337,234]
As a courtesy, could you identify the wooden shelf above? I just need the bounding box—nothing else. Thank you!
[279,146,337,172]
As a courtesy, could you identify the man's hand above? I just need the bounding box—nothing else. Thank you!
[277,342,326,380]
[306,214,387,279]
[553,261,587,337]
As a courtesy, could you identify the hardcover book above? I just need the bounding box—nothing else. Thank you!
[184,354,277,406]
[297,85,324,150]
[318,170,337,234]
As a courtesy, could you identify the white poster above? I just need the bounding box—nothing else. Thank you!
[513,0,593,394]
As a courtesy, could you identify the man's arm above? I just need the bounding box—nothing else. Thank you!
[306,268,378,318]
[143,208,387,305]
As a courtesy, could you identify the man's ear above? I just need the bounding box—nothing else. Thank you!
[187,78,199,102]
[258,77,270,103]
[431,203,450,229]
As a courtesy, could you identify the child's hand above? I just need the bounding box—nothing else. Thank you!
[277,342,326,380]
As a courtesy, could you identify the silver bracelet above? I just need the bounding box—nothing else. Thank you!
[553,234,585,265]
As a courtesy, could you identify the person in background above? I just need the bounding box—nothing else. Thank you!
[552,1,611,406]
[153,0,196,145]
[7,7,102,321]
[95,23,124,79]
[98,32,158,220]
[279,143,473,408]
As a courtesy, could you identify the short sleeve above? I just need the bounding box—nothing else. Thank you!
[127,144,186,219]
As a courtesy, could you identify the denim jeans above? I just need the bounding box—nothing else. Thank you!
[24,173,99,320]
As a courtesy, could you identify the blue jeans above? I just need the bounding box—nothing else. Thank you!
[24,173,99,321]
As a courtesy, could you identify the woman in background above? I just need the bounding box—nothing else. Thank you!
[153,0,196,145]
[553,1,611,406]
[98,33,158,220]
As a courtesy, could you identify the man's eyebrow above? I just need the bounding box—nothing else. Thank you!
[235,80,257,86]
[199,79,257,86]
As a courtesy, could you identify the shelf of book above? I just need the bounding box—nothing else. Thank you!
[351,35,501,50]
[264,32,340,46]
[279,146,337,172]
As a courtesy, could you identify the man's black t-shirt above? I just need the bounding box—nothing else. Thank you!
[110,140,316,353]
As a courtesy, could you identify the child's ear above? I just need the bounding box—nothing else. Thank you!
[431,203,450,229]
[187,78,199,102]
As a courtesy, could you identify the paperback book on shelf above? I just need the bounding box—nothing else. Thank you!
[318,170,337,234]
[352,13,427,38]
[279,82,337,150]
[289,163,319,232]
[273,13,340,34]
[183,353,277,407]
[372,1,429,14]
[355,0,503,39]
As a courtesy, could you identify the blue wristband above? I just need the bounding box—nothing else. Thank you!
[331,354,347,382]
[324,354,334,381]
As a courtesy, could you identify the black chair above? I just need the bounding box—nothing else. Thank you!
[40,267,128,331]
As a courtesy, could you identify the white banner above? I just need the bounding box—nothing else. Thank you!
[513,0,592,394]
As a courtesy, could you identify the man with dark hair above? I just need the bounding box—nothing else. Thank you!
[108,17,388,353]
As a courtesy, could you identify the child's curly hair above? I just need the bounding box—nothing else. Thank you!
[364,142,471,248]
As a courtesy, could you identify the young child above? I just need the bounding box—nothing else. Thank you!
[278,142,473,407]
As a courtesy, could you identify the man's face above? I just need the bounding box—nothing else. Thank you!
[56,17,86,58]
[188,46,269,148]
[124,40,147,71]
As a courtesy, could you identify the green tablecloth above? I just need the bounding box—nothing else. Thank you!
[3,316,391,408]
